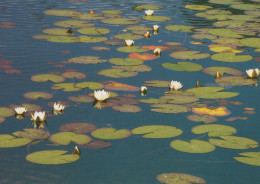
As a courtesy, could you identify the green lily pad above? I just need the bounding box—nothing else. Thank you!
[142,15,172,22]
[46,35,79,43]
[101,10,123,14]
[78,35,107,43]
[54,20,94,28]
[91,128,131,139]
[187,87,239,99]
[151,104,191,113]
[208,28,243,38]
[101,18,140,25]
[160,94,199,104]
[165,25,195,32]
[132,125,182,138]
[23,91,53,100]
[192,124,236,137]
[75,81,104,90]
[97,68,138,78]
[0,134,31,148]
[211,52,252,62]
[61,71,86,79]
[139,98,168,104]
[113,65,152,72]
[112,104,141,113]
[114,33,144,40]
[13,128,49,140]
[0,107,14,117]
[187,114,217,123]
[203,66,243,76]
[216,76,258,86]
[44,10,81,17]
[77,13,104,20]
[170,139,215,153]
[209,136,258,149]
[213,20,246,28]
[240,38,260,48]
[60,123,96,134]
[117,46,148,53]
[109,58,143,66]
[20,103,42,112]
[132,5,164,11]
[67,56,107,64]
[52,83,82,92]
[143,80,169,87]
[157,173,206,184]
[124,25,152,32]
[170,51,210,60]
[245,10,260,16]
[68,95,94,103]
[192,33,217,40]
[209,0,241,5]
[162,62,203,72]
[234,152,260,166]
[77,27,110,35]
[227,15,258,21]
[42,28,73,36]
[185,4,212,10]
[31,74,65,83]
[50,132,92,145]
[212,37,242,47]
[26,150,80,165]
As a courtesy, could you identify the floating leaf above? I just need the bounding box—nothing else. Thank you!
[101,10,122,14]
[234,152,260,166]
[139,98,168,104]
[192,124,236,137]
[209,136,258,149]
[60,123,96,134]
[68,95,94,103]
[113,65,152,72]
[165,25,195,32]
[91,128,131,139]
[227,15,258,21]
[0,107,14,117]
[42,28,73,36]
[117,46,148,53]
[46,36,79,43]
[61,71,86,79]
[91,46,110,51]
[112,104,141,113]
[75,82,104,90]
[101,18,140,25]
[0,134,31,148]
[187,114,217,123]
[77,27,110,35]
[78,35,107,43]
[160,94,199,104]
[142,15,172,22]
[208,28,243,38]
[216,76,258,86]
[13,129,49,140]
[157,173,206,184]
[132,125,182,138]
[20,103,42,112]
[44,10,81,17]
[209,45,242,53]
[114,33,144,40]
[54,20,94,28]
[50,132,92,145]
[192,106,230,116]
[143,80,169,87]
[151,104,191,113]
[31,74,65,83]
[23,92,53,100]
[203,66,243,76]
[109,58,143,66]
[185,5,212,10]
[104,39,125,46]
[170,139,215,153]
[82,140,111,149]
[132,5,164,11]
[104,81,139,91]
[0,117,5,123]
[209,0,241,4]
[211,52,252,62]
[67,56,107,64]
[240,38,260,48]
[124,25,152,32]
[77,13,104,20]
[97,68,138,78]
[187,87,239,99]
[52,83,81,92]
[128,53,156,61]
[26,150,80,165]
[192,33,217,40]
[170,51,210,60]
[162,62,203,72]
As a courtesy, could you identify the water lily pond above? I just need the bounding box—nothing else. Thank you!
[1,0,260,183]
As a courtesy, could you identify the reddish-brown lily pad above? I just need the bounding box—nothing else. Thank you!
[104,81,139,91]
[82,140,111,149]
[60,123,96,134]
[128,53,156,60]
[61,71,87,79]
[112,104,141,113]
[68,95,95,103]
[23,92,53,100]
[13,128,50,140]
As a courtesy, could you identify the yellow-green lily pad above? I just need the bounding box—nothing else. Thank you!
[26,150,80,165]
[142,15,172,22]
[101,10,123,14]
[31,74,65,83]
[162,61,203,72]
[151,104,191,113]
[91,128,131,139]
[68,95,94,103]
[192,124,236,137]
[240,38,260,48]
[211,52,252,62]
[42,28,73,36]
[227,15,258,21]
[49,132,92,145]
[139,98,168,104]
[75,81,104,90]
[203,66,243,76]
[216,76,258,86]
[143,80,169,87]
[157,173,206,184]
[114,33,144,40]
[13,128,49,140]
[170,139,215,153]
[132,125,182,138]
[101,18,140,25]
[124,25,152,32]
[77,27,110,35]
[160,94,199,104]
[191,33,217,40]
[209,0,241,5]
[78,35,107,43]
[113,65,152,72]
[52,83,82,92]
[60,123,96,134]
[185,4,212,10]
[61,71,86,79]
[208,28,243,38]
[132,5,164,11]
[67,56,107,64]
[46,35,78,43]
[44,10,81,17]
[112,104,141,113]
[0,107,14,117]
[187,114,217,123]
[0,134,31,148]
[54,20,93,28]
[117,46,148,53]
[109,58,143,66]
[77,13,104,20]
[23,91,53,100]
[209,135,258,149]
[234,152,260,166]
[170,51,210,60]
[20,103,42,112]
[165,25,195,32]
[97,68,138,78]
[232,3,260,10]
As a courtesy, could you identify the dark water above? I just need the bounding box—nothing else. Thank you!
[0,0,260,183]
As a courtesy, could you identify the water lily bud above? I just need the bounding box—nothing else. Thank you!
[89,9,95,14]
[73,146,81,155]
[144,31,151,39]
[215,71,223,78]
[153,48,161,56]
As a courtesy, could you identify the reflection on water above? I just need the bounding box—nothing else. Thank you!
[0,0,260,183]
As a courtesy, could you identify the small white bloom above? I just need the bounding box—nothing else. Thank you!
[153,25,159,32]
[94,89,110,101]
[246,68,259,78]
[125,39,134,46]
[31,111,47,122]
[169,80,183,90]
[15,107,27,115]
[145,9,154,16]
[53,102,65,111]
[140,86,147,92]
[153,48,161,55]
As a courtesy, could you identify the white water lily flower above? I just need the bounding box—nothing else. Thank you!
[246,68,259,78]
[153,25,159,32]
[145,9,154,16]
[31,111,47,122]
[153,48,161,56]
[169,80,183,90]
[94,89,110,101]
[53,102,65,111]
[125,39,134,46]
[15,107,27,115]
